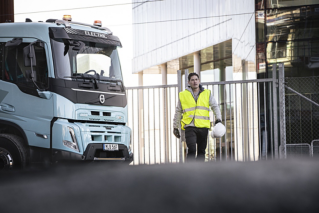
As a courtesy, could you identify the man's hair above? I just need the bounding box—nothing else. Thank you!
[188,73,199,81]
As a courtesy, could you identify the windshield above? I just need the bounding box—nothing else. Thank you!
[51,39,123,81]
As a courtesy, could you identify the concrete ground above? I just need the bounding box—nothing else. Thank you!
[1,158,319,213]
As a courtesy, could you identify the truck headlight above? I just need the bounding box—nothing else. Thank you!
[63,127,80,152]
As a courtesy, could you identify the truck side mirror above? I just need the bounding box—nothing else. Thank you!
[23,44,37,67]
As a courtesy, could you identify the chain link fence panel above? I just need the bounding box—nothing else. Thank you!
[285,76,319,145]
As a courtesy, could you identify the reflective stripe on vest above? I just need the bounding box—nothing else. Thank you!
[182,106,210,113]
[179,89,211,130]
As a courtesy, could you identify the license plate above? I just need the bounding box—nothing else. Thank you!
[103,144,119,151]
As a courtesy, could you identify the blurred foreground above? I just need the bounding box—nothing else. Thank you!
[1,159,319,213]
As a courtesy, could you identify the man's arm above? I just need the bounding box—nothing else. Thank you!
[209,94,222,122]
[173,99,183,129]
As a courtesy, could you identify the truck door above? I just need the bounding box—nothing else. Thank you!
[0,38,53,149]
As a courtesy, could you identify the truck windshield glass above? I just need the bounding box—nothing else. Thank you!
[51,39,123,81]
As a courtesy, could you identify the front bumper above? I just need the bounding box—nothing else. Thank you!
[53,144,133,163]
[83,144,133,162]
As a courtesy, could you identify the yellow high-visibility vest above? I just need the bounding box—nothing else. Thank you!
[179,89,210,130]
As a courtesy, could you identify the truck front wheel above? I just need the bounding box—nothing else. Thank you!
[0,134,28,170]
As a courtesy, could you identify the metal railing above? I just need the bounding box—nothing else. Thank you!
[126,64,289,164]
[201,79,274,161]
[126,84,180,165]
[284,76,319,145]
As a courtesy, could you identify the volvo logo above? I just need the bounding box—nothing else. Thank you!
[99,94,105,104]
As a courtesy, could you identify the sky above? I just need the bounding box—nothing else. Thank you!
[14,0,139,86]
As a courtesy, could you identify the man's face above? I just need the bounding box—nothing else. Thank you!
[188,75,200,90]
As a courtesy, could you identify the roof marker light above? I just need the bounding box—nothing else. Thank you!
[63,15,72,21]
[94,20,102,27]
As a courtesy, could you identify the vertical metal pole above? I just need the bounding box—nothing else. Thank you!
[229,83,233,161]
[272,64,279,159]
[159,88,161,163]
[177,70,183,163]
[184,69,189,161]
[164,86,169,163]
[218,85,222,161]
[246,83,250,161]
[252,83,255,161]
[137,89,140,165]
[153,89,156,163]
[208,85,211,161]
[299,91,302,144]
[241,83,244,161]
[163,87,166,163]
[257,83,262,159]
[212,84,216,161]
[148,88,150,164]
[270,81,274,160]
[143,89,145,164]
[224,83,227,161]
[235,84,238,161]
[131,90,135,165]
[278,63,287,158]
[288,95,291,145]
[169,87,172,163]
[175,87,178,163]
[263,83,268,160]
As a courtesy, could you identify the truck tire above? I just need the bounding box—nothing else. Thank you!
[0,134,28,170]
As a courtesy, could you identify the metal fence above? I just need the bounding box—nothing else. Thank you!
[126,63,319,164]
[126,84,180,165]
[281,76,319,159]
[192,65,285,161]
[285,76,319,145]
[201,79,275,161]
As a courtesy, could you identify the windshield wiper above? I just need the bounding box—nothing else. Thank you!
[65,73,99,89]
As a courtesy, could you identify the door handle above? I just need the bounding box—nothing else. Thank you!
[0,104,15,112]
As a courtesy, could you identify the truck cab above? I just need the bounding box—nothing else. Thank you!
[0,16,133,169]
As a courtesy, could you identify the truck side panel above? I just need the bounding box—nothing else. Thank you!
[0,81,53,148]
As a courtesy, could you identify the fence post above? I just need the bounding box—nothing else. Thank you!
[183,69,189,161]
[138,74,144,164]
[162,90,168,163]
[278,63,287,159]
[272,64,279,159]
[177,70,183,163]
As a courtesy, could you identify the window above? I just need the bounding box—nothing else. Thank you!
[1,42,48,89]
[266,0,319,9]
[50,39,123,81]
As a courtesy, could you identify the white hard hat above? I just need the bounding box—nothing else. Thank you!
[211,123,226,138]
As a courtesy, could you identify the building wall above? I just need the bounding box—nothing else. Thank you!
[132,0,256,76]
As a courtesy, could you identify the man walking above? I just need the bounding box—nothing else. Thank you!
[173,73,222,161]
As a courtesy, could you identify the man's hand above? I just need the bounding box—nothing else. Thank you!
[215,119,222,125]
[173,128,180,138]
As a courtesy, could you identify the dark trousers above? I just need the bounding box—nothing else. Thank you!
[185,127,209,161]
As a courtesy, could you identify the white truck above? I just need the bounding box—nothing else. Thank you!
[0,16,133,169]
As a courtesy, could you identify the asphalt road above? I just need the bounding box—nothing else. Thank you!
[1,159,319,213]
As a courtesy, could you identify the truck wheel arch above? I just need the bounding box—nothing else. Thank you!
[0,121,29,147]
